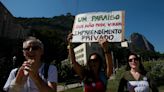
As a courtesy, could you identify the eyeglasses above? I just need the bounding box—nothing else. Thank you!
[128,58,138,62]
[23,46,40,51]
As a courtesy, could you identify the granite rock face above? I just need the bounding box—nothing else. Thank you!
[129,33,155,52]
[0,2,26,39]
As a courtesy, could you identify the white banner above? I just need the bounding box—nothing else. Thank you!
[72,11,125,42]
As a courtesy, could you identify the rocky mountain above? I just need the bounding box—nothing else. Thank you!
[129,33,155,52]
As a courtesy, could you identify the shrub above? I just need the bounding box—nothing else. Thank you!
[143,60,164,86]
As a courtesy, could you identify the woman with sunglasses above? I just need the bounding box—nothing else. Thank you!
[67,33,113,92]
[118,52,158,92]
[3,36,57,92]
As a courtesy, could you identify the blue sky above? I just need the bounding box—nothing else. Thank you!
[1,0,164,53]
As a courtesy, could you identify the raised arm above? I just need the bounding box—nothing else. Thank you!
[98,38,113,78]
[67,33,83,78]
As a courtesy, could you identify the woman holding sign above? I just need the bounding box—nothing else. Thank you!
[67,33,113,92]
[118,52,159,92]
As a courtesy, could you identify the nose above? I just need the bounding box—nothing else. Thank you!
[131,59,135,62]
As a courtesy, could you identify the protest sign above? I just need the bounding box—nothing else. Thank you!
[72,11,125,42]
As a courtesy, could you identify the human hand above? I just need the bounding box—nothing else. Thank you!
[67,33,73,43]
[16,59,34,77]
[23,59,35,76]
[98,38,109,52]
[15,61,32,84]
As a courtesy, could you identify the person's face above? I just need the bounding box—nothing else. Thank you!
[128,55,139,69]
[88,54,100,72]
[23,40,43,61]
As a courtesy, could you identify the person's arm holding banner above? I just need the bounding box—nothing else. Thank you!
[67,33,84,79]
[98,38,113,78]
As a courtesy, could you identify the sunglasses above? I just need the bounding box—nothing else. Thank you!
[23,46,40,51]
[128,58,138,62]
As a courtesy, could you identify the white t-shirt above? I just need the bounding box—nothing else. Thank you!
[3,63,57,92]
[127,80,149,92]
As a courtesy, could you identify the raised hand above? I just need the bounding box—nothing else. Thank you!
[23,59,35,76]
[67,33,73,43]
[98,38,109,52]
